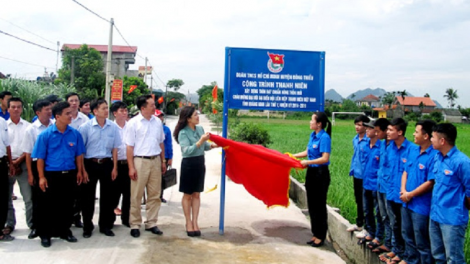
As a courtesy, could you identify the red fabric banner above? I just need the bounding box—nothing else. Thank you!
[212,85,218,101]
[209,134,303,208]
[128,85,137,94]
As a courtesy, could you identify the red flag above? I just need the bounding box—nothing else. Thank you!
[212,85,218,102]
[128,85,138,94]
[179,102,182,108]
[209,134,303,208]
[268,52,284,65]
[170,98,175,102]
[158,96,164,104]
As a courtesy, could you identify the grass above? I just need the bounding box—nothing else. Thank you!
[232,117,470,262]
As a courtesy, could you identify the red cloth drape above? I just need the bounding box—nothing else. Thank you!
[209,134,303,208]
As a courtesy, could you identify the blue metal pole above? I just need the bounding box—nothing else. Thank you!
[219,47,230,235]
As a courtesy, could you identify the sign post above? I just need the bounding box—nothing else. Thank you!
[219,47,325,235]
[111,79,123,103]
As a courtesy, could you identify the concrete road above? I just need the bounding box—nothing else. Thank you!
[1,114,345,264]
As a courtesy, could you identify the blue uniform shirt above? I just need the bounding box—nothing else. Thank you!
[307,129,331,167]
[387,138,414,204]
[32,124,86,171]
[163,125,173,160]
[362,139,382,191]
[377,140,391,194]
[403,144,438,216]
[0,109,10,120]
[430,147,470,226]
[349,134,369,179]
[78,118,121,159]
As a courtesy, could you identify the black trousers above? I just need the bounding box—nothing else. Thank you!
[82,159,115,232]
[31,160,41,229]
[305,166,331,240]
[353,177,364,227]
[37,170,77,238]
[112,161,130,226]
[0,157,9,230]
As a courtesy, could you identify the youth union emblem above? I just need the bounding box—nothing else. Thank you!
[267,52,284,73]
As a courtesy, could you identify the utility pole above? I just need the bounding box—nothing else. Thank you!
[144,57,148,86]
[150,75,153,90]
[56,41,59,73]
[105,18,114,110]
[71,56,75,84]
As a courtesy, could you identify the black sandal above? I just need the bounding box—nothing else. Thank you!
[367,240,381,249]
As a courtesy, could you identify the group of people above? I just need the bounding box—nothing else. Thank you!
[347,115,469,264]
[0,90,216,248]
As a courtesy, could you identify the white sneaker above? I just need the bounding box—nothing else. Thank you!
[346,225,363,232]
[356,230,370,239]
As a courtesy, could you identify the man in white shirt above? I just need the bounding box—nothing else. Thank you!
[125,95,166,238]
[21,99,54,239]
[65,92,89,227]
[0,116,15,241]
[5,97,32,238]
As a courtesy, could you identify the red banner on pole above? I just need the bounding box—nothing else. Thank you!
[111,80,123,102]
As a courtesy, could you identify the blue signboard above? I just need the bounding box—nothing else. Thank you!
[225,47,325,112]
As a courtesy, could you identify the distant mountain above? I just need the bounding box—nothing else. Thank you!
[433,100,443,108]
[346,88,387,100]
[325,89,344,102]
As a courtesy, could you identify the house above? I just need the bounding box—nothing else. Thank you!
[356,94,381,108]
[61,44,137,78]
[0,72,7,79]
[395,96,436,113]
[441,108,462,123]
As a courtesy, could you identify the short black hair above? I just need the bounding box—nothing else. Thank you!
[373,118,390,132]
[433,123,457,146]
[390,118,408,135]
[90,98,107,113]
[110,101,127,114]
[7,97,23,108]
[80,98,91,108]
[33,99,52,113]
[416,119,436,139]
[136,95,153,110]
[0,91,12,99]
[354,115,370,124]
[65,92,79,101]
[52,102,71,118]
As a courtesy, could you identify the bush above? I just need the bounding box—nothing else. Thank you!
[429,111,443,123]
[229,122,272,147]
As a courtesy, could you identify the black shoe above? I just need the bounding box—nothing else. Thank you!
[60,235,78,243]
[145,226,163,235]
[83,230,92,238]
[187,231,196,237]
[40,237,51,247]
[74,219,84,228]
[130,229,140,238]
[194,230,201,237]
[161,198,167,203]
[100,229,115,237]
[311,240,325,247]
[28,229,38,239]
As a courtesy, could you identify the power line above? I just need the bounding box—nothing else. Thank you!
[0,55,55,69]
[113,23,143,59]
[0,29,56,52]
[0,17,56,45]
[70,0,109,23]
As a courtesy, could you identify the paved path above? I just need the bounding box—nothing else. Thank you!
[1,114,345,264]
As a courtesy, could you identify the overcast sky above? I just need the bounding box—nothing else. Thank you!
[1,0,469,107]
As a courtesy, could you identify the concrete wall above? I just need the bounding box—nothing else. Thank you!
[290,176,381,264]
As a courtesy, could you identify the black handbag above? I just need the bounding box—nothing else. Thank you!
[162,166,177,190]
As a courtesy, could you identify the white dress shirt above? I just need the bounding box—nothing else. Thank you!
[70,111,89,129]
[7,117,31,159]
[115,120,127,160]
[125,113,165,156]
[21,119,54,154]
[0,118,10,157]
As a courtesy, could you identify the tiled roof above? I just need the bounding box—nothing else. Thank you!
[395,96,436,107]
[61,44,137,53]
[359,94,380,102]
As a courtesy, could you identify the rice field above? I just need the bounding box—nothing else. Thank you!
[234,117,470,262]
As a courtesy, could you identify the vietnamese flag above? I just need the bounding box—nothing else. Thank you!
[179,102,182,108]
[209,134,303,208]
[268,52,284,65]
[212,85,218,102]
[170,98,175,102]
[128,85,138,94]
[158,96,164,104]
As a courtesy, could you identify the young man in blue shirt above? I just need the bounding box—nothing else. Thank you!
[399,120,437,264]
[155,110,173,203]
[78,98,121,238]
[379,118,414,263]
[429,123,470,264]
[32,102,86,247]
[347,115,370,236]
[361,121,384,247]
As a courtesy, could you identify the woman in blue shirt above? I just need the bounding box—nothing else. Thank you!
[292,112,332,247]
[173,106,217,237]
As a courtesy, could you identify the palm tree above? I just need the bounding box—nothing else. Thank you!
[424,93,430,98]
[382,92,396,108]
[444,88,458,108]
[398,90,408,101]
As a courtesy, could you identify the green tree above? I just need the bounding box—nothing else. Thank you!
[382,92,396,108]
[121,76,149,108]
[398,90,407,101]
[166,79,184,92]
[418,101,425,113]
[444,88,458,108]
[197,82,223,113]
[424,93,430,98]
[57,44,106,99]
